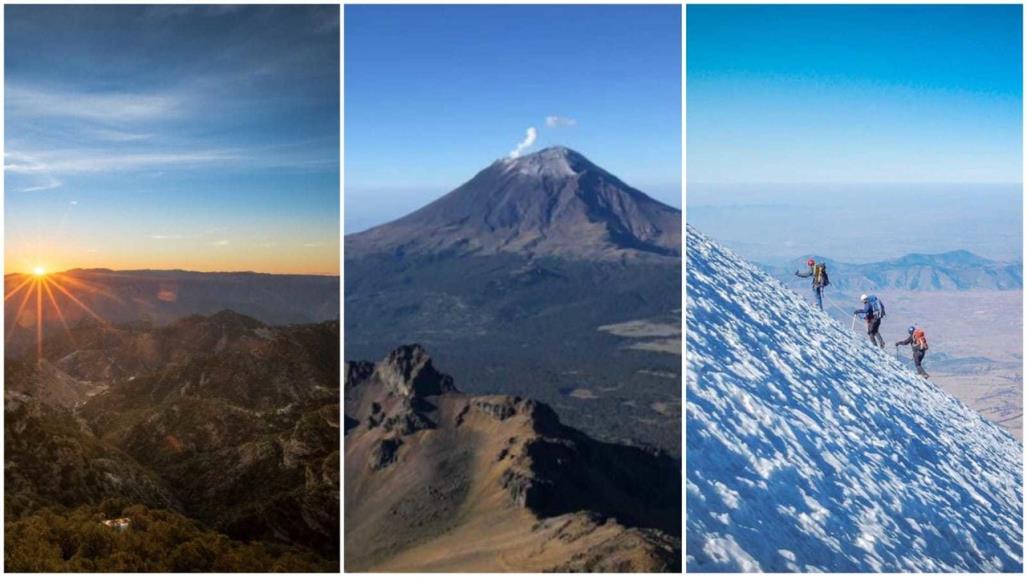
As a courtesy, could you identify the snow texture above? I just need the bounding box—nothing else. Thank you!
[686,225,1023,572]
[500,146,577,178]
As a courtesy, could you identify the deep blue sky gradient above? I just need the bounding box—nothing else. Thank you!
[688,4,1022,185]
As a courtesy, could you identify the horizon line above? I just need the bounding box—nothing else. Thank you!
[3,267,340,278]
[688,181,1023,187]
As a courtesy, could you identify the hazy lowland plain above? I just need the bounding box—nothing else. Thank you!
[822,290,1021,440]
[764,256,1022,441]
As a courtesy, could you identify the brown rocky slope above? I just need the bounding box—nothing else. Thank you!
[345,345,681,572]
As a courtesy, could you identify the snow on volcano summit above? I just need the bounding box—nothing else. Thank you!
[346,146,680,260]
[686,225,1022,572]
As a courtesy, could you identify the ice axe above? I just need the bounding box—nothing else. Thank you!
[850,314,856,331]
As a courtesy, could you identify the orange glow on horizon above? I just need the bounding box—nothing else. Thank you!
[5,240,341,277]
[4,270,113,365]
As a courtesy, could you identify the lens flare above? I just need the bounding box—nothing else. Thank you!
[5,269,110,364]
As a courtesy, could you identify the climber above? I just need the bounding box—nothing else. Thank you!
[854,293,886,348]
[795,258,829,310]
[896,325,929,378]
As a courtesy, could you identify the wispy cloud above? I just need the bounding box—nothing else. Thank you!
[210,239,230,246]
[18,173,62,193]
[88,127,154,142]
[7,85,183,124]
[6,149,241,175]
[313,12,340,34]
[509,127,537,159]
[545,115,577,128]
[144,5,243,20]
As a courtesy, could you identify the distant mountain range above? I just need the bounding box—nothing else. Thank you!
[345,345,680,571]
[4,269,339,356]
[761,250,1022,291]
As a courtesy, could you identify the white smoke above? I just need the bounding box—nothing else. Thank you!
[508,127,537,158]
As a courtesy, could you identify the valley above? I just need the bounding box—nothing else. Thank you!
[5,310,340,571]
[345,254,681,453]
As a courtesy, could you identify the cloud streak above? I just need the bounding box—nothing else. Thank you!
[509,127,537,159]
[5,149,240,174]
[545,115,577,128]
[17,173,62,193]
[7,85,183,124]
[5,7,339,200]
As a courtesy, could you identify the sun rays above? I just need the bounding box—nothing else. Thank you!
[4,270,111,364]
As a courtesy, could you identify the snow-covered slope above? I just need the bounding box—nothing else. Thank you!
[686,225,1022,572]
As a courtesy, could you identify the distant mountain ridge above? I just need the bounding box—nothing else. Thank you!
[761,250,1021,291]
[4,269,339,356]
[346,146,681,261]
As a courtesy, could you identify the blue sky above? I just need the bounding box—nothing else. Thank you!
[687,5,1022,264]
[5,5,340,274]
[345,5,682,232]
[688,4,1022,185]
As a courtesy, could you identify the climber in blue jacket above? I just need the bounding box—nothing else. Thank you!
[854,293,886,349]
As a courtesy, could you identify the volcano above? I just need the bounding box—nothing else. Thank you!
[347,146,680,261]
[344,147,682,453]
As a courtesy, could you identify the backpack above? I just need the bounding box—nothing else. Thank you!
[813,263,830,287]
[913,328,928,350]
[868,295,885,318]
